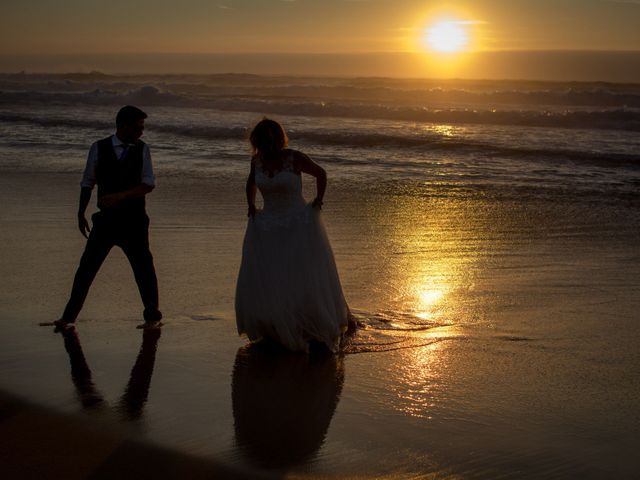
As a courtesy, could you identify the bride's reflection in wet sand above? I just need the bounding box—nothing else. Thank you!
[59,327,161,420]
[232,342,344,470]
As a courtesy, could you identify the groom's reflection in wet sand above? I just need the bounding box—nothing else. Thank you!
[59,327,161,421]
[60,328,106,410]
[232,343,344,470]
[118,328,162,421]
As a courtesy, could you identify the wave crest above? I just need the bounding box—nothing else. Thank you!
[2,82,640,132]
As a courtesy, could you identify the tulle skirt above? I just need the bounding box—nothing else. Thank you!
[235,204,349,352]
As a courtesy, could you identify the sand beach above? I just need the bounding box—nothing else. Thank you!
[1,164,638,477]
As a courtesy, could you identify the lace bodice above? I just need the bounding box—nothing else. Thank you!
[254,151,306,217]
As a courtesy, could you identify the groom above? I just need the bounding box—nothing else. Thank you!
[55,105,162,329]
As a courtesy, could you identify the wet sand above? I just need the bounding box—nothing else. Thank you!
[1,170,639,478]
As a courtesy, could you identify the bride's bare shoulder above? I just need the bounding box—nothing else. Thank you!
[284,149,311,173]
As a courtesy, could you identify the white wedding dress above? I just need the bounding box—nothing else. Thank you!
[235,151,349,352]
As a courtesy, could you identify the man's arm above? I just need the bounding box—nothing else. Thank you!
[98,184,154,209]
[78,143,98,238]
[78,187,92,238]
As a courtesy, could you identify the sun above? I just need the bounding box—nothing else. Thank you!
[424,20,468,53]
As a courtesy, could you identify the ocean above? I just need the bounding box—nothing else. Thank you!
[1,73,639,192]
[1,73,639,478]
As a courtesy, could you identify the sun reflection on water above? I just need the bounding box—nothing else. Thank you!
[428,124,458,137]
[417,286,446,320]
[360,193,486,420]
[394,340,445,420]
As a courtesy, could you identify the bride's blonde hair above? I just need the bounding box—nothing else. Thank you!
[249,118,289,160]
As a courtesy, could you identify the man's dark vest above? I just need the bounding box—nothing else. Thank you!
[96,136,146,214]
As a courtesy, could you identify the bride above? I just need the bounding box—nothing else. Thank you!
[235,118,354,352]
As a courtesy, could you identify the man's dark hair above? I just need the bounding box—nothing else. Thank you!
[116,105,147,128]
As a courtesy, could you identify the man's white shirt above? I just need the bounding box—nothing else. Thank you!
[80,134,156,189]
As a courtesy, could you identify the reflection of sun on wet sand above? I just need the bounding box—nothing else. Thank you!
[345,309,466,354]
[232,343,344,470]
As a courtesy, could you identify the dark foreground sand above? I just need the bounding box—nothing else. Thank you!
[0,390,274,479]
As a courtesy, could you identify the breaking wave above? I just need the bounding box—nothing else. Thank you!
[2,83,640,132]
[1,111,638,166]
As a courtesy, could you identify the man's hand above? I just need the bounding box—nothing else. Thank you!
[98,192,125,209]
[78,214,91,239]
[248,203,257,217]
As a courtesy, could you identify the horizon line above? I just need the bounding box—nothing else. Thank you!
[2,49,640,56]
[3,71,639,86]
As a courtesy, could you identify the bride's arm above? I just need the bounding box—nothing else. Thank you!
[246,160,257,217]
[295,151,326,209]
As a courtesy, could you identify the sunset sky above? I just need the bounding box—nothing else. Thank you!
[1,1,639,79]
[2,0,639,54]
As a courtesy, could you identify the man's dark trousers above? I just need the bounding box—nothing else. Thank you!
[61,210,161,322]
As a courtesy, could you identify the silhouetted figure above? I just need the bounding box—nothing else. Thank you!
[59,327,161,420]
[235,118,355,352]
[232,342,344,470]
[56,105,161,329]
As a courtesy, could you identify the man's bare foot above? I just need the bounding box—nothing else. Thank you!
[53,319,76,333]
[39,319,75,330]
[136,321,162,330]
